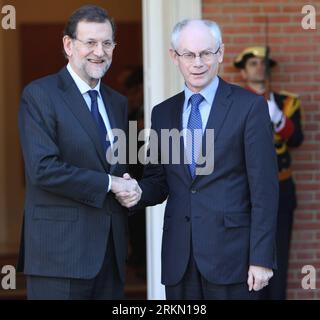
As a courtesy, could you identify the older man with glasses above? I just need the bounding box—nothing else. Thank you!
[118,19,279,300]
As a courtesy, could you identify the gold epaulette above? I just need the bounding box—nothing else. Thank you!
[282,94,301,118]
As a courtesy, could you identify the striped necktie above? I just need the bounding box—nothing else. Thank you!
[87,90,110,156]
[186,93,204,177]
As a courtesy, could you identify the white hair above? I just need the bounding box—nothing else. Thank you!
[171,19,222,50]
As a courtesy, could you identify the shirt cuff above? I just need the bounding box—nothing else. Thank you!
[107,174,112,192]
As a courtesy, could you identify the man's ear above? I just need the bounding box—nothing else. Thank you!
[169,48,179,66]
[218,43,224,64]
[63,35,73,58]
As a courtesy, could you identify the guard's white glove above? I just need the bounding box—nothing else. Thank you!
[267,93,283,124]
[267,92,286,132]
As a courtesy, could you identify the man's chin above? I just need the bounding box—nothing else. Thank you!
[190,80,210,91]
[86,65,110,80]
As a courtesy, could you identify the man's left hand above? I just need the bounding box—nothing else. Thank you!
[247,265,273,291]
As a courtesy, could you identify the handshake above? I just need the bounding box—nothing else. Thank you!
[111,173,142,208]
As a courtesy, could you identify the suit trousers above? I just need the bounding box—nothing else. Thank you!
[165,242,261,300]
[26,227,124,300]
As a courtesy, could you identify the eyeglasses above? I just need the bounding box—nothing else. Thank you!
[175,47,220,63]
[74,38,116,51]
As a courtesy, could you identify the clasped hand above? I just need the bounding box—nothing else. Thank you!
[111,173,142,208]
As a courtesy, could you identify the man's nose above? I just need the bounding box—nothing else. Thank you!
[193,55,204,67]
[93,43,105,57]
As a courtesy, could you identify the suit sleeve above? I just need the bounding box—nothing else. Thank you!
[19,83,109,209]
[244,95,279,269]
[137,107,169,208]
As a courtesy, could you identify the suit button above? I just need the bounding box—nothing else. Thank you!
[191,189,197,194]
[185,216,190,222]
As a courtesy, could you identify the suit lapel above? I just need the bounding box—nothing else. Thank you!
[57,67,111,172]
[204,77,233,143]
[170,92,193,182]
[100,85,123,175]
[192,78,233,184]
[100,85,117,132]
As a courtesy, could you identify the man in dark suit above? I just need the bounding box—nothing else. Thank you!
[18,5,140,300]
[118,19,279,300]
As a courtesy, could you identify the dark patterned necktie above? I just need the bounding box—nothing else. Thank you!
[187,93,204,177]
[87,90,110,156]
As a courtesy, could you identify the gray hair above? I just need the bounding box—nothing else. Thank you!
[171,19,222,50]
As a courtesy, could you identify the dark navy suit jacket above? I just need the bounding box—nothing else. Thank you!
[18,67,129,281]
[139,78,279,286]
